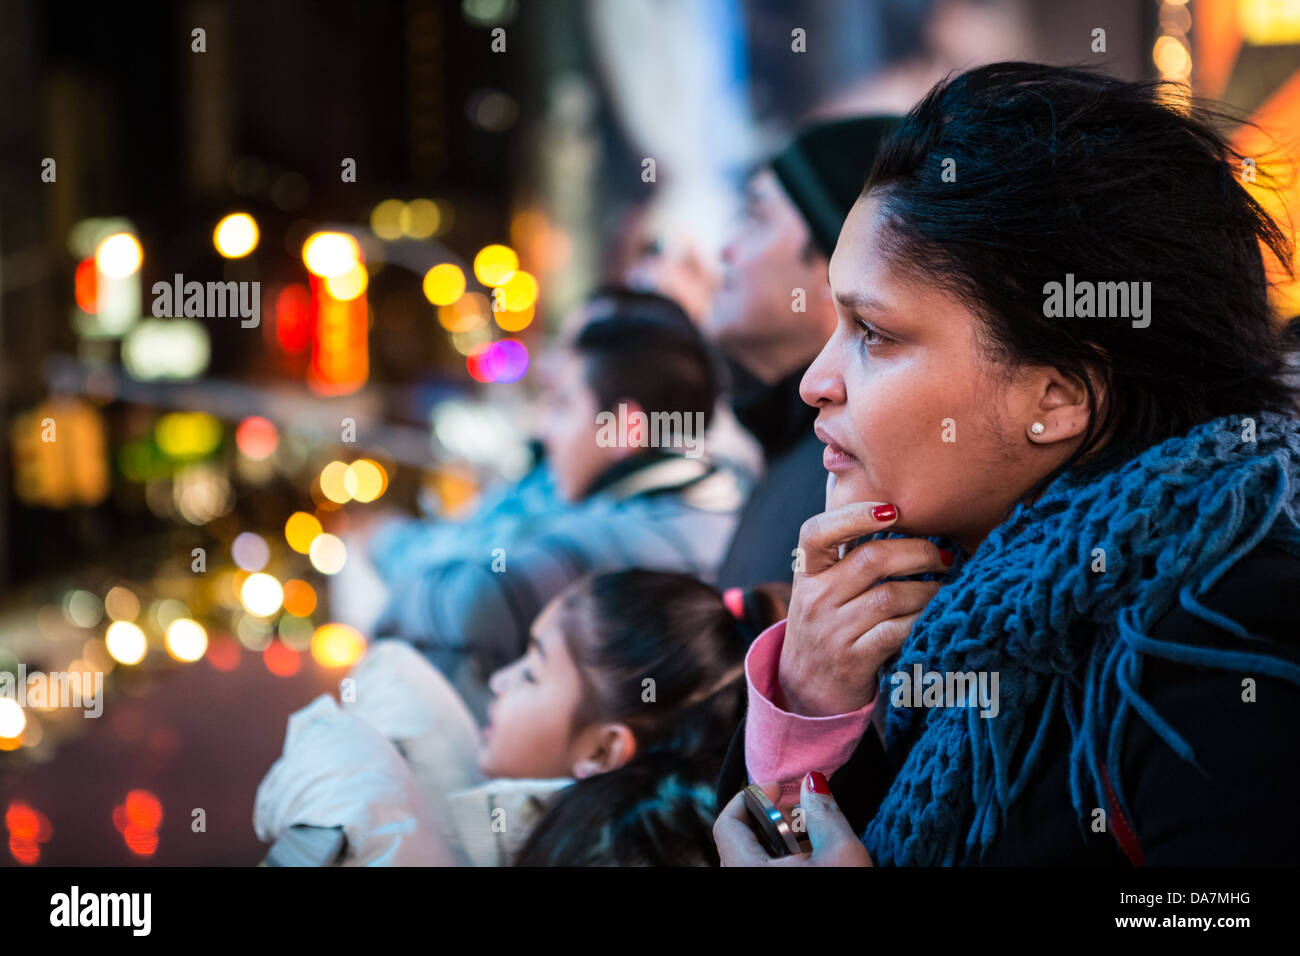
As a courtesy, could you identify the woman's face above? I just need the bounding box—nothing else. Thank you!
[479,595,587,779]
[801,193,1085,553]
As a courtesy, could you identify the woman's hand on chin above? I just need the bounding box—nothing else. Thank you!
[779,498,952,717]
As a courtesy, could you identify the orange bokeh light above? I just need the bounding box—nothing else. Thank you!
[263,641,301,677]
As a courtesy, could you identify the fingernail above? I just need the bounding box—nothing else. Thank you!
[806,771,830,795]
[870,504,897,522]
[939,548,954,567]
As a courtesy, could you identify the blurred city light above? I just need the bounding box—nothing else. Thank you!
[310,623,366,668]
[240,573,285,617]
[319,461,352,503]
[308,533,347,575]
[164,618,208,663]
[74,258,98,312]
[213,212,260,258]
[301,232,361,278]
[104,586,140,622]
[284,512,323,554]
[274,283,312,353]
[369,199,406,240]
[105,621,147,665]
[324,262,369,300]
[343,459,387,502]
[0,699,26,739]
[94,232,143,278]
[63,590,104,629]
[493,303,534,332]
[403,198,441,238]
[263,641,301,677]
[232,532,270,572]
[422,263,466,306]
[281,579,317,617]
[307,274,369,395]
[235,416,279,461]
[473,243,518,286]
[122,319,210,382]
[155,412,222,459]
[497,269,538,311]
[439,291,490,333]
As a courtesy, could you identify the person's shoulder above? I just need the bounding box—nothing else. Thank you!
[1149,541,1300,646]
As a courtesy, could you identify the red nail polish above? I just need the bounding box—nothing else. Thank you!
[939,548,954,567]
[870,504,897,522]
[806,771,830,795]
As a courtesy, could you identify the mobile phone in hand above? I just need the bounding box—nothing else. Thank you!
[742,784,810,858]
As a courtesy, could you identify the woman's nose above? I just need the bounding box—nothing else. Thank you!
[487,664,511,697]
[799,337,846,409]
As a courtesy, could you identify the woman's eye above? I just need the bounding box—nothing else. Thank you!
[521,667,536,683]
[854,318,886,346]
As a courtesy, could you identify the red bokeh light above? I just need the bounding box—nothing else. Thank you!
[263,641,301,677]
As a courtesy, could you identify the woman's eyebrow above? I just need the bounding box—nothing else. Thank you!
[527,634,547,660]
[834,290,890,314]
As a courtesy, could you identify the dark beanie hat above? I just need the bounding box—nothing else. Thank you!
[769,115,901,258]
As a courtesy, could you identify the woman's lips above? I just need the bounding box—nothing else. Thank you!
[816,427,860,472]
[822,442,859,472]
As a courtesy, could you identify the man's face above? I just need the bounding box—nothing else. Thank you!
[705,170,830,373]
[539,349,619,502]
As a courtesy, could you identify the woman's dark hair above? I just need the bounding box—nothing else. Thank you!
[863,61,1300,503]
[573,289,719,432]
[512,570,785,866]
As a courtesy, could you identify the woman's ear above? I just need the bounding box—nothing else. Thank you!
[613,397,648,456]
[570,723,638,780]
[1027,365,1101,445]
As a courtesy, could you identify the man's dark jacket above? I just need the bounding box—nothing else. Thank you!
[716,359,825,591]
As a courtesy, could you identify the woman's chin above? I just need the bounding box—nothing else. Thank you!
[828,478,880,512]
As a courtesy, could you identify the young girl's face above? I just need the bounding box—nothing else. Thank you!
[478,595,588,779]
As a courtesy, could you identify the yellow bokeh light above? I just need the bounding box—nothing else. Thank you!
[0,699,26,739]
[106,621,147,665]
[308,534,347,575]
[497,270,538,311]
[422,263,466,306]
[438,292,490,333]
[302,232,362,278]
[310,623,366,668]
[494,304,534,332]
[95,232,143,278]
[319,461,352,504]
[370,199,407,240]
[104,586,140,622]
[404,198,441,239]
[213,213,259,258]
[155,411,223,459]
[240,572,284,617]
[473,244,518,287]
[1153,35,1191,77]
[344,459,387,503]
[324,262,369,301]
[450,325,494,356]
[164,618,208,662]
[282,579,317,617]
[285,511,323,554]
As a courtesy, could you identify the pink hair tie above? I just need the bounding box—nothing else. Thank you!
[723,587,746,620]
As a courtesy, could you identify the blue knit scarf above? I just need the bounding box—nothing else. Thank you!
[860,410,1300,865]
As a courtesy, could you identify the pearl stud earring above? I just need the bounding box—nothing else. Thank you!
[1030,422,1046,436]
